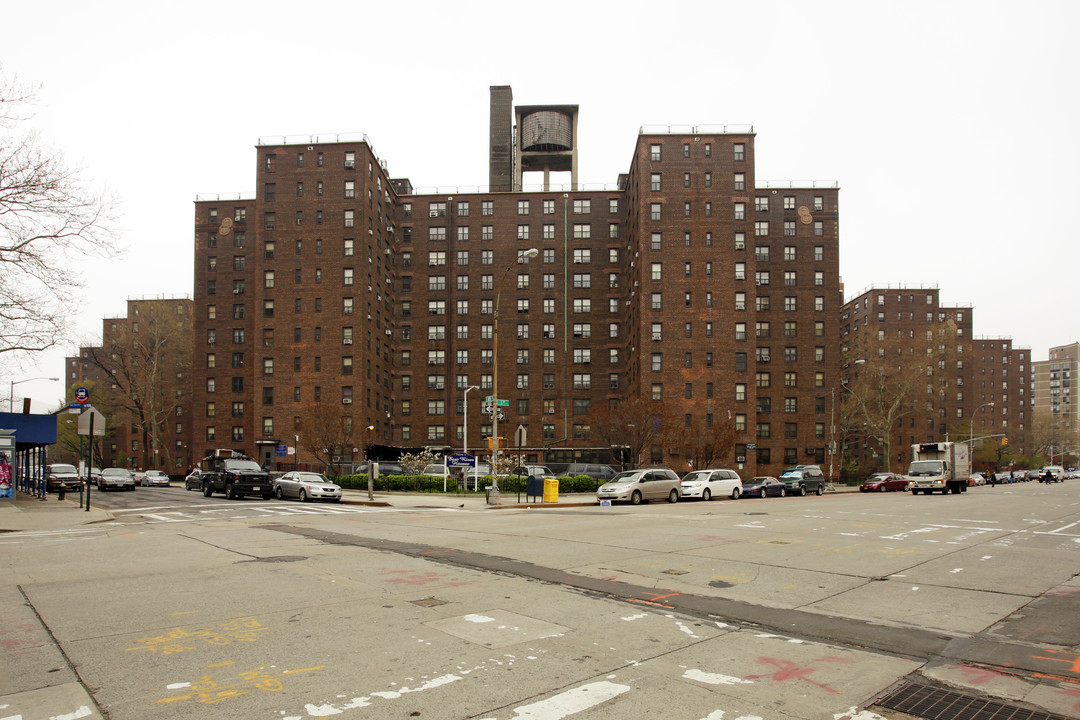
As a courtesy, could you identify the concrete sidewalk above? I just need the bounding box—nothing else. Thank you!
[0,484,860,533]
[339,487,599,511]
[0,486,595,533]
[0,490,114,532]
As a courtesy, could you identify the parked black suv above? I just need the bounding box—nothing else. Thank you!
[199,451,273,499]
[778,464,827,496]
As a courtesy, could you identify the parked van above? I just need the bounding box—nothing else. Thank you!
[564,463,619,482]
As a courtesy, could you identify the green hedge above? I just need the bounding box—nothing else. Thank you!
[334,474,603,494]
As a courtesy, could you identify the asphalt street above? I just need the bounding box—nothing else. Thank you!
[1,480,1078,720]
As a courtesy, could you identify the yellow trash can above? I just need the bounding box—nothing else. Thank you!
[543,477,559,503]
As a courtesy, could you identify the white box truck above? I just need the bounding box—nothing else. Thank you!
[905,442,971,495]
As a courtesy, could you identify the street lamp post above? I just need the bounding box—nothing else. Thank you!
[365,424,375,500]
[970,401,995,470]
[463,385,479,455]
[9,377,60,411]
[491,248,538,501]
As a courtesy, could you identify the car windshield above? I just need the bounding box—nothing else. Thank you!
[681,471,709,483]
[297,473,330,483]
[751,477,771,484]
[908,461,943,476]
[102,469,129,477]
[608,472,642,483]
[50,464,77,474]
[779,471,802,479]
[223,459,263,472]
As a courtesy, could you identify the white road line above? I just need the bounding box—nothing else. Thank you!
[1042,521,1080,535]
[504,680,630,719]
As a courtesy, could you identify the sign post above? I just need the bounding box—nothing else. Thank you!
[77,407,106,512]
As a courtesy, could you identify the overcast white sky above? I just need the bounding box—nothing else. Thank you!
[4,0,1077,411]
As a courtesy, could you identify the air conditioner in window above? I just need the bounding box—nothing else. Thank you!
[343,338,353,345]
[736,455,746,463]
[345,161,355,169]
[805,448,816,455]
[342,398,352,404]
[385,248,392,255]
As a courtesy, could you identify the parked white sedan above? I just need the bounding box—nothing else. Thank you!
[680,469,744,501]
[273,471,342,503]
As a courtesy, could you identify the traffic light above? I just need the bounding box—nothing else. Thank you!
[485,437,506,450]
[1002,437,1009,446]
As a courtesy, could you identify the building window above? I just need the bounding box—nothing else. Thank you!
[733,143,745,161]
[649,144,661,161]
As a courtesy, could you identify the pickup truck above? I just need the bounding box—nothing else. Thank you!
[199,452,273,499]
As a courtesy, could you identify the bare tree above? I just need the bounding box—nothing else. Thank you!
[1030,413,1075,461]
[297,403,358,473]
[0,69,116,356]
[841,320,961,472]
[587,396,678,469]
[83,301,191,469]
[667,415,738,472]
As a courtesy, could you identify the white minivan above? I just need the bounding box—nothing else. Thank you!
[680,469,743,501]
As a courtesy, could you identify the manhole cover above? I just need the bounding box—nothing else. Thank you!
[708,580,735,589]
[411,597,449,608]
[662,569,690,576]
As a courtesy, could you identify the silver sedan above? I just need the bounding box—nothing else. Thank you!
[274,471,342,503]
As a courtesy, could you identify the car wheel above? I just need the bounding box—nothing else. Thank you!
[731,488,740,500]
[225,483,236,500]
[779,487,786,498]
[816,484,825,496]
[299,489,308,503]
[275,486,285,500]
[879,485,886,492]
[667,489,679,503]
[202,482,213,498]
[630,490,642,505]
[798,485,807,496]
[702,489,712,502]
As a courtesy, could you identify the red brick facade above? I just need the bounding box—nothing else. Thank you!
[190,112,841,478]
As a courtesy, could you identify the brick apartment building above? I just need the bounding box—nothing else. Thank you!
[839,286,1030,471]
[191,87,841,477]
[66,298,194,471]
[1032,343,1079,460]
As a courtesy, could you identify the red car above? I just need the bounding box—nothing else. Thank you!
[859,472,908,492]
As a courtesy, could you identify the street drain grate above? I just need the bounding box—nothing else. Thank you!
[662,569,690,575]
[876,681,1071,720]
[410,597,449,608]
